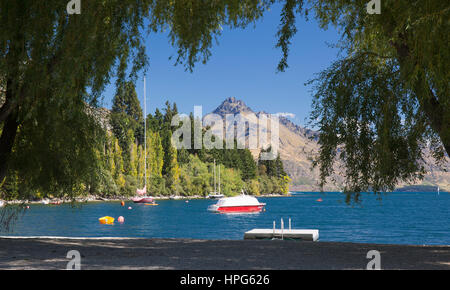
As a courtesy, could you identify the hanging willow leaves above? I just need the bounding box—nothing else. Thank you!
[0,0,272,199]
[269,0,449,199]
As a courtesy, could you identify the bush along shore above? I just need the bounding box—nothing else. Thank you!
[1,86,290,203]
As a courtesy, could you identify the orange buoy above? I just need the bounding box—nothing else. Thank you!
[121,201,125,206]
[316,198,323,202]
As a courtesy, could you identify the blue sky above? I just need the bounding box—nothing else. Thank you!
[101,4,340,128]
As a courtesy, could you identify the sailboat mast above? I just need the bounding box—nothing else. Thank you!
[218,164,220,195]
[214,159,216,194]
[144,76,147,188]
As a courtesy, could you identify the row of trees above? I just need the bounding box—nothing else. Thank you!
[0,81,291,200]
[99,82,290,197]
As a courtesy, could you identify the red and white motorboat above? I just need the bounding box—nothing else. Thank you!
[208,192,265,213]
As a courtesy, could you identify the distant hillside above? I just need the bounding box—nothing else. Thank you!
[206,97,450,192]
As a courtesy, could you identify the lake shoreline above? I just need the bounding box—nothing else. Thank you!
[0,236,448,270]
[0,193,289,205]
[3,190,446,205]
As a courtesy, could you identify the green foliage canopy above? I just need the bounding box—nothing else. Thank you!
[2,0,443,202]
[0,0,272,198]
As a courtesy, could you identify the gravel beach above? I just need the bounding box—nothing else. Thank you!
[0,237,449,270]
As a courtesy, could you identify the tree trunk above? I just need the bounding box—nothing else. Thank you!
[0,110,18,183]
[414,72,450,157]
[0,77,19,183]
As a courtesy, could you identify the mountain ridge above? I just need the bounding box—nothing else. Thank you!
[208,97,450,192]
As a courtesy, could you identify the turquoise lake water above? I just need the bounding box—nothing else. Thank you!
[1,192,449,245]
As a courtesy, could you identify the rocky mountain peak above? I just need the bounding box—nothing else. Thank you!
[212,97,253,116]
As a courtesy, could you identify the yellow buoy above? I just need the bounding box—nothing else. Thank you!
[99,216,114,224]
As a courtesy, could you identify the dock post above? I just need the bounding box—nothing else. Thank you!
[289,218,291,230]
[281,218,284,240]
[273,221,276,239]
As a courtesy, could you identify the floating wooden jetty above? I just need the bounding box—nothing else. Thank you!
[244,218,319,241]
[244,229,319,241]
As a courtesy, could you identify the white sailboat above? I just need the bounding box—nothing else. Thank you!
[132,76,154,204]
[208,159,224,199]
[437,186,440,195]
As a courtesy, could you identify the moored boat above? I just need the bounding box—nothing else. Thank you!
[207,159,224,199]
[132,196,154,204]
[208,192,265,213]
[131,78,156,206]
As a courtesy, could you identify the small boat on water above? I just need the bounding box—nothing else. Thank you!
[0,200,4,207]
[207,159,224,199]
[131,196,154,203]
[131,78,156,206]
[208,191,265,213]
[132,196,154,204]
[132,182,156,204]
[132,197,154,203]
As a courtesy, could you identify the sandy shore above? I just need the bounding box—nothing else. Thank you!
[0,237,448,270]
